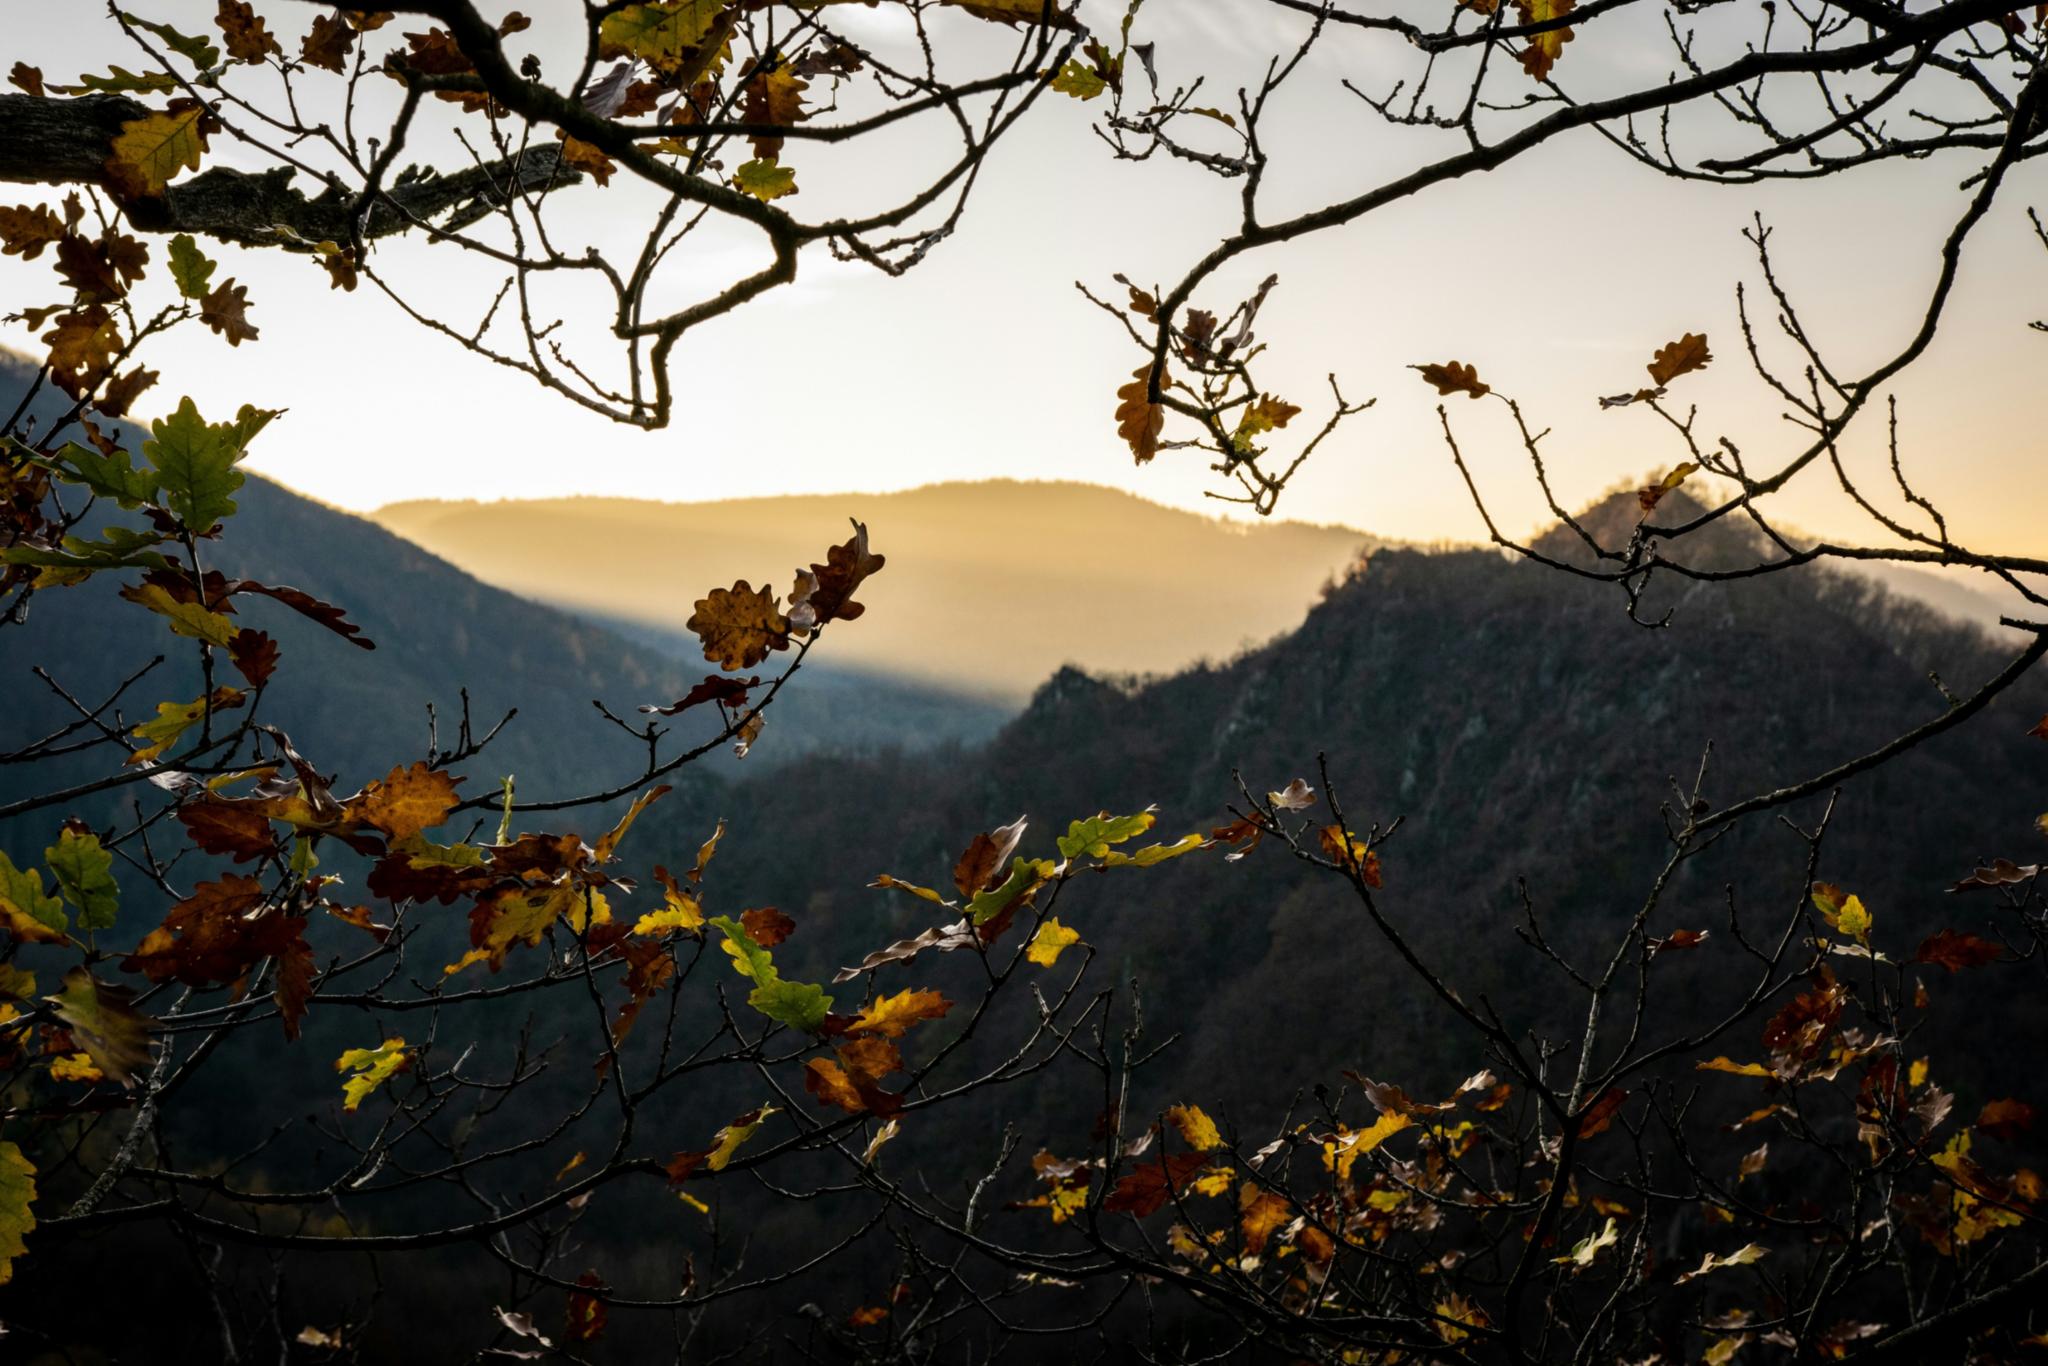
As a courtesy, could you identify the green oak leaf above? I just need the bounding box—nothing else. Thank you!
[710,915,833,1031]
[46,967,151,1086]
[1057,809,1157,861]
[167,233,216,299]
[1050,59,1106,100]
[44,828,120,931]
[0,1142,35,1287]
[0,852,67,938]
[734,158,797,201]
[965,857,1056,926]
[124,14,222,69]
[144,397,277,533]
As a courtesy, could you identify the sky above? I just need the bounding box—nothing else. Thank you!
[3,0,2045,558]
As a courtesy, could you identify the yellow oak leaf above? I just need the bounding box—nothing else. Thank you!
[1026,917,1081,967]
[105,103,208,198]
[336,1037,408,1111]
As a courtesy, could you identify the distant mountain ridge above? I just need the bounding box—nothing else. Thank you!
[693,488,2048,1124]
[0,357,1007,830]
[373,482,1381,699]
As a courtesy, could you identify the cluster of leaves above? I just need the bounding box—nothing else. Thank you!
[981,770,2048,1364]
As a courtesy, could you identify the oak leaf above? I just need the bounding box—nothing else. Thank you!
[0,1143,34,1286]
[45,827,120,931]
[353,762,462,842]
[740,63,808,160]
[47,968,151,1086]
[850,988,953,1039]
[1647,332,1712,386]
[687,580,789,670]
[1238,1183,1291,1254]
[1915,928,2002,972]
[741,906,794,947]
[300,13,356,71]
[0,204,66,260]
[1414,360,1489,399]
[598,0,728,74]
[557,134,617,187]
[1636,461,1699,513]
[105,102,209,199]
[953,816,1028,896]
[217,0,282,62]
[199,279,260,346]
[803,519,886,624]
[641,675,759,715]
[1026,917,1081,967]
[127,687,246,765]
[734,158,797,201]
[1977,1098,2035,1141]
[1512,0,1576,80]
[229,628,279,686]
[336,1037,408,1111]
[1574,1087,1627,1138]
[1114,363,1167,464]
[1103,1152,1210,1216]
[1166,1104,1223,1152]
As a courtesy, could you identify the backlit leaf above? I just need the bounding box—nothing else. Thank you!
[0,851,68,941]
[850,988,953,1039]
[1026,917,1081,966]
[0,1143,34,1286]
[734,158,797,201]
[598,0,727,73]
[105,103,208,198]
[1058,809,1156,861]
[1675,1243,1767,1283]
[145,397,271,533]
[1114,363,1166,464]
[705,1104,775,1171]
[1511,0,1575,80]
[1166,1104,1223,1152]
[336,1037,408,1111]
[47,967,151,1086]
[44,828,119,931]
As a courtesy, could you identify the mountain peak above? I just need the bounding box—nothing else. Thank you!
[1529,484,1766,571]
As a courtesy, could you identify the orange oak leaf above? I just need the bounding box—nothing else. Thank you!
[1115,363,1167,464]
[848,988,953,1039]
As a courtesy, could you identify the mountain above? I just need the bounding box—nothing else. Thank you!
[372,482,1379,700]
[13,457,2048,1359]
[0,358,1012,815]
[692,492,2048,1117]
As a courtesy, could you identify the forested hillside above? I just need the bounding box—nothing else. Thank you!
[698,496,2046,1116]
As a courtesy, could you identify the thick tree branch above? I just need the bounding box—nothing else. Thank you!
[0,92,579,247]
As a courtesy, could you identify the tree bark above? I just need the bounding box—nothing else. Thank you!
[0,92,577,247]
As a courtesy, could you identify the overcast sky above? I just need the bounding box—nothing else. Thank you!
[4,0,2044,556]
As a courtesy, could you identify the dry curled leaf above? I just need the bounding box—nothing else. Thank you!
[1414,360,1489,399]
[1647,332,1712,386]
